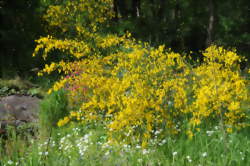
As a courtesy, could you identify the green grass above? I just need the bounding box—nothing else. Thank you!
[0,76,47,97]
[39,90,69,137]
[1,121,250,166]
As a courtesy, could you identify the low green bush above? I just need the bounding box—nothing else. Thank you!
[39,89,69,136]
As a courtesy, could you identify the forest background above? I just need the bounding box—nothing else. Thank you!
[0,0,250,77]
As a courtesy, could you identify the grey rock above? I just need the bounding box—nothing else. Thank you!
[0,95,40,130]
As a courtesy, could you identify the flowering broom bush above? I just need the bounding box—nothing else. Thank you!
[33,0,249,146]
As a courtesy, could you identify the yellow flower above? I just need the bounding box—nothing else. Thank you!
[186,130,194,139]
[226,127,233,133]
[57,117,70,127]
[228,102,240,111]
[34,2,249,145]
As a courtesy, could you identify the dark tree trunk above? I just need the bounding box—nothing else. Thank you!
[117,0,129,18]
[206,0,214,47]
[171,0,181,21]
[113,0,119,21]
[157,0,166,22]
[170,0,184,50]
[132,0,140,18]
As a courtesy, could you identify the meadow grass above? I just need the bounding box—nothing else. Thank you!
[0,121,249,166]
[39,89,69,137]
[0,77,47,97]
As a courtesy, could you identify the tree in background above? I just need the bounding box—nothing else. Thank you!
[0,0,42,78]
[0,0,249,78]
[112,0,250,65]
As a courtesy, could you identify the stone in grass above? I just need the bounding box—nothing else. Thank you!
[0,95,40,136]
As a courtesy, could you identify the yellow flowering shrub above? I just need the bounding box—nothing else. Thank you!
[189,46,249,131]
[34,0,249,145]
[42,0,113,33]
[33,0,115,64]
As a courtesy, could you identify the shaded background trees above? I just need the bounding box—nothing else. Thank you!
[112,0,250,62]
[0,0,43,78]
[0,0,249,78]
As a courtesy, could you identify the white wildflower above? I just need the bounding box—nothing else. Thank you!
[105,151,110,156]
[7,160,13,165]
[173,151,178,156]
[186,156,192,162]
[202,152,207,157]
[142,149,149,155]
[206,130,214,136]
[155,130,161,135]
[161,139,167,144]
[137,159,143,163]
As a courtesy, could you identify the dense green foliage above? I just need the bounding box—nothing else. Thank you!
[39,90,69,136]
[112,0,250,62]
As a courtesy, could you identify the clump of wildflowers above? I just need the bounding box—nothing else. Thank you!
[33,0,249,146]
